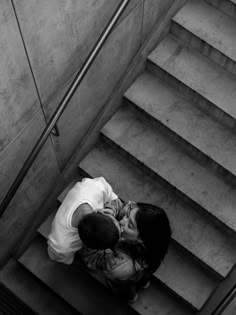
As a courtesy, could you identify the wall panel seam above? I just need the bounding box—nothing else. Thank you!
[10,0,62,172]
[10,1,45,120]
[113,0,143,32]
[140,0,145,47]
[0,110,41,159]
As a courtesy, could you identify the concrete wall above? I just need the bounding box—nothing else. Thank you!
[221,295,236,315]
[0,0,186,264]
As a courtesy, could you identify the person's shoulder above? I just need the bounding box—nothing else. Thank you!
[80,177,107,186]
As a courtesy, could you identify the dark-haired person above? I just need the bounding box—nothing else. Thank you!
[47,177,122,265]
[80,201,172,302]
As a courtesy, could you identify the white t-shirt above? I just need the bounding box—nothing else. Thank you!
[47,177,118,264]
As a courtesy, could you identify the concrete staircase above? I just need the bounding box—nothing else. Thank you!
[1,0,236,314]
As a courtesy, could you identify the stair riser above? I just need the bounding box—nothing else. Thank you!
[170,21,236,76]
[100,132,236,238]
[124,99,236,186]
[151,276,198,312]
[205,0,236,21]
[147,60,236,132]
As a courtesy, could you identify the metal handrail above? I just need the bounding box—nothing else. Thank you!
[0,0,131,217]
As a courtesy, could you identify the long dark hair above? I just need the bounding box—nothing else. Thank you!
[119,203,171,274]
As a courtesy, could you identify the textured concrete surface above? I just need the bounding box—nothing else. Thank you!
[0,0,41,154]
[0,259,80,315]
[170,21,236,76]
[173,0,236,63]
[13,0,140,107]
[0,112,48,203]
[205,0,236,20]
[142,0,173,40]
[125,72,236,181]
[148,34,236,123]
[155,243,218,310]
[142,0,189,41]
[11,0,186,171]
[131,282,194,315]
[80,140,236,279]
[38,211,56,239]
[20,235,139,315]
[102,106,236,233]
[221,293,236,315]
[0,0,61,265]
[0,112,60,264]
[49,3,143,169]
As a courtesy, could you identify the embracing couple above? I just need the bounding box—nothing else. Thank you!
[47,177,171,302]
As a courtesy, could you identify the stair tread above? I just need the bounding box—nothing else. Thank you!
[58,179,78,204]
[131,282,195,315]
[79,142,223,309]
[0,259,80,315]
[19,235,138,315]
[124,71,236,178]
[38,211,55,239]
[101,106,236,233]
[205,0,236,22]
[173,0,236,62]
[148,34,236,121]
[207,0,236,6]
[155,243,217,310]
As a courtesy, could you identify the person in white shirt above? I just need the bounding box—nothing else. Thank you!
[47,177,121,265]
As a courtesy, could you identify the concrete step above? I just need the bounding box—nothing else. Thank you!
[38,211,55,239]
[124,72,236,184]
[19,235,139,315]
[0,282,37,315]
[0,259,80,315]
[57,179,79,203]
[205,0,236,21]
[101,106,236,235]
[129,281,195,315]
[154,242,218,310]
[147,34,236,131]
[171,0,236,75]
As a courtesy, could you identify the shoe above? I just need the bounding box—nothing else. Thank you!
[141,280,150,289]
[128,293,138,303]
